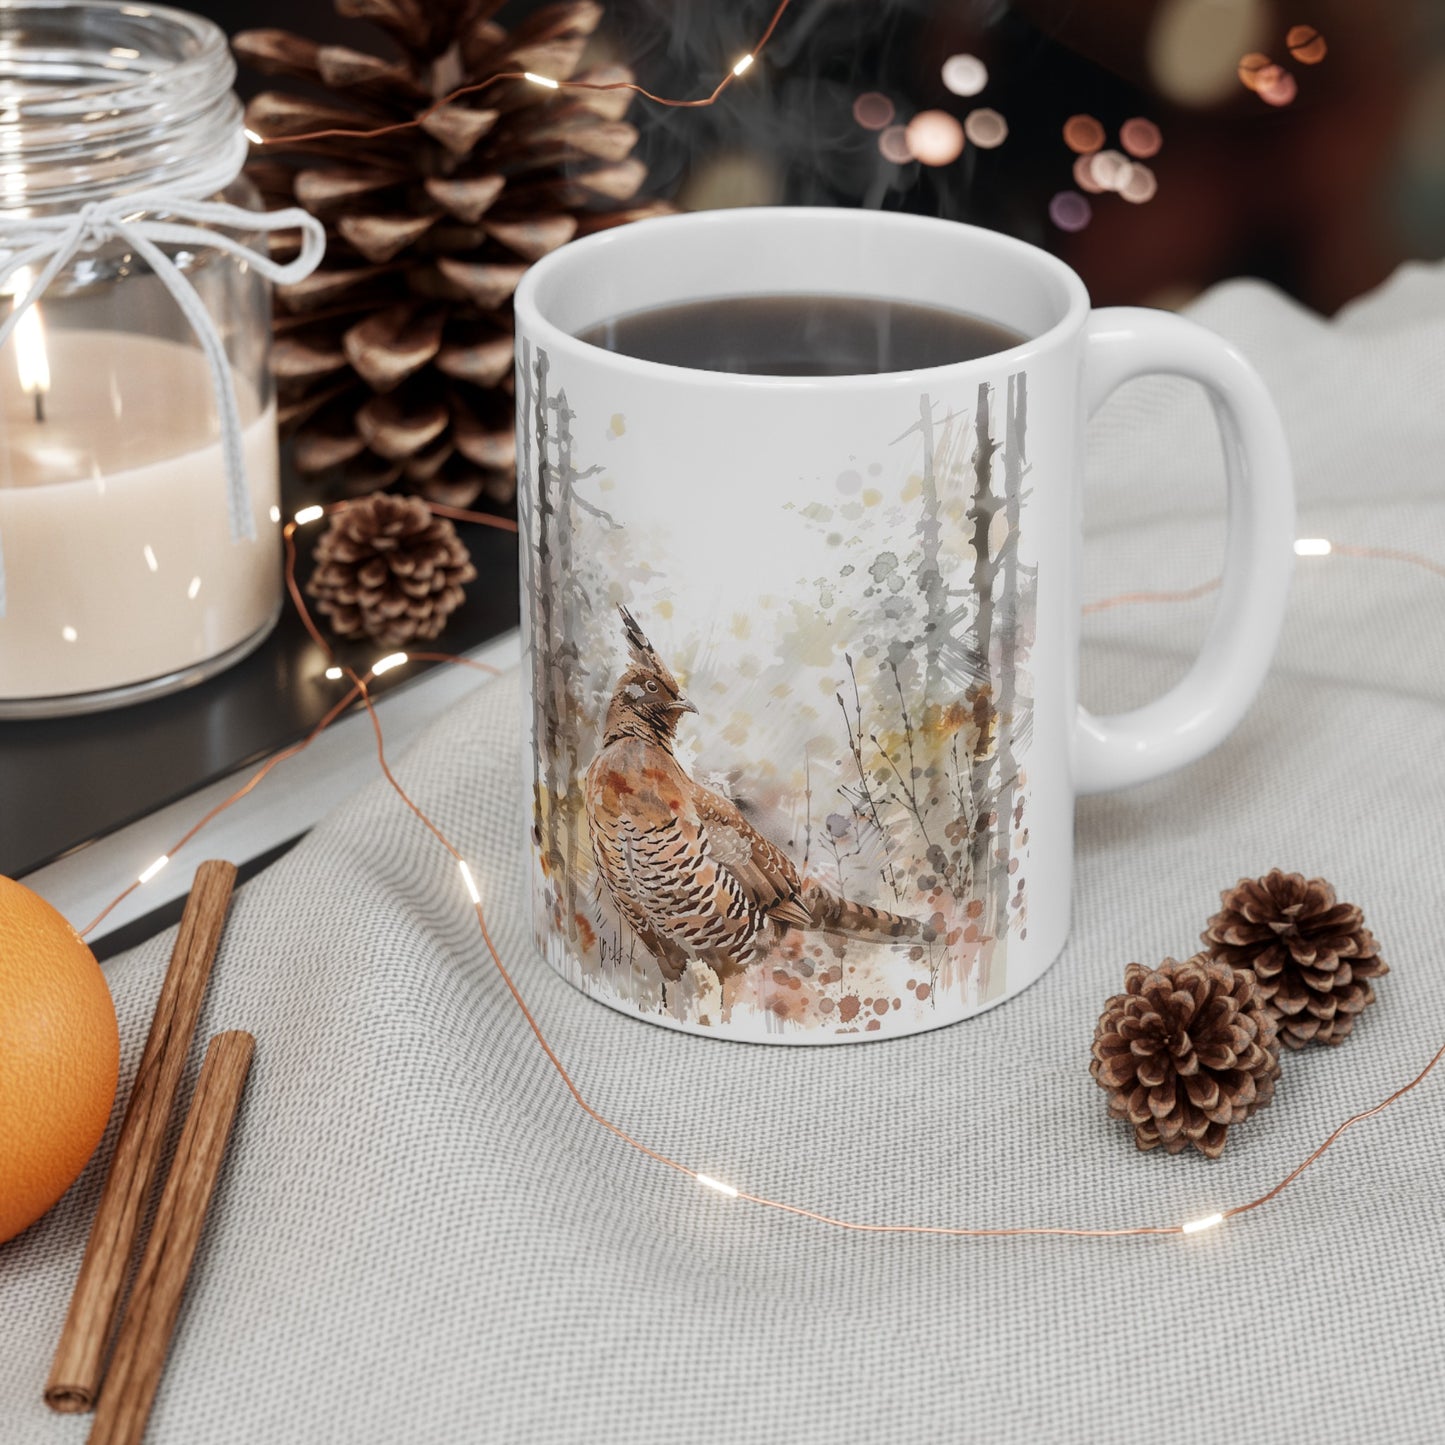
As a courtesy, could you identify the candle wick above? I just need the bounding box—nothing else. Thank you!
[33,390,44,423]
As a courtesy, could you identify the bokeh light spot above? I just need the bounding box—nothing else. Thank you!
[942,53,988,97]
[1286,24,1327,64]
[676,152,783,211]
[1150,0,1268,107]
[963,107,1008,149]
[905,109,965,166]
[1089,148,1133,192]
[1063,114,1106,153]
[1049,191,1092,232]
[1119,163,1159,203]
[1256,64,1298,106]
[1237,51,1272,90]
[1072,153,1105,194]
[852,92,895,131]
[878,124,913,164]
[1119,117,1163,158]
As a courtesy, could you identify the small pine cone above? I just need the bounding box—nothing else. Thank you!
[307,495,476,647]
[1091,956,1281,1159]
[1201,870,1388,1049]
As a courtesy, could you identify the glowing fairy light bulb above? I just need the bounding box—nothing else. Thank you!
[696,1173,740,1198]
[294,505,325,525]
[459,860,482,904]
[243,127,263,145]
[524,71,560,89]
[732,53,754,76]
[1181,1212,1225,1235]
[1294,538,1332,556]
[137,855,170,885]
[371,651,409,676]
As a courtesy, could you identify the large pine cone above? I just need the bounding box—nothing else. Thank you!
[235,0,668,509]
[1091,957,1282,1159]
[1202,870,1388,1049]
[307,494,476,646]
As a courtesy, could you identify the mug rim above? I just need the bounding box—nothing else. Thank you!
[514,206,1092,391]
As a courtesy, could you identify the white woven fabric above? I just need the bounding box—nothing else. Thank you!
[3,264,1444,1444]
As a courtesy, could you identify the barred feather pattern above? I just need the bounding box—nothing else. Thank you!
[585,692,926,986]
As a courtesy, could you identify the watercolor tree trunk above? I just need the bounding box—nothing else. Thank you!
[529,347,557,870]
[516,338,549,869]
[981,372,1028,992]
[523,348,618,934]
[914,393,949,704]
[967,381,1002,909]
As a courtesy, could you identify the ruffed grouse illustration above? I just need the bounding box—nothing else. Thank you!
[586,607,926,989]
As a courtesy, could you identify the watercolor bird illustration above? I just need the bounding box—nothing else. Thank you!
[585,606,927,994]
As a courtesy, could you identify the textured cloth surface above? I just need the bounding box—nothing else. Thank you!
[4,265,1445,1445]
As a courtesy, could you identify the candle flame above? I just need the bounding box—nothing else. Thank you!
[7,267,50,411]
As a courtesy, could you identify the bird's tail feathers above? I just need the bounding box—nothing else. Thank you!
[799,882,930,942]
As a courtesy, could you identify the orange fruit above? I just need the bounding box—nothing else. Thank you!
[0,876,119,1245]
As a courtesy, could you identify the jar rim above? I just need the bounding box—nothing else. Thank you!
[0,1,230,116]
[0,1,242,209]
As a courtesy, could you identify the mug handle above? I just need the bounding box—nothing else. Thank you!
[1075,307,1295,794]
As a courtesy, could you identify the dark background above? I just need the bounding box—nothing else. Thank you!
[203,0,1445,316]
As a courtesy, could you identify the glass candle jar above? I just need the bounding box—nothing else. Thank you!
[0,1,302,716]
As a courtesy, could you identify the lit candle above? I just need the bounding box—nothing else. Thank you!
[0,329,280,709]
[7,270,50,423]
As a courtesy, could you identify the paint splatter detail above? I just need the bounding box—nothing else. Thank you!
[520,346,1035,1035]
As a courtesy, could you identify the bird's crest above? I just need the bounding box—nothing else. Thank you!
[618,604,663,671]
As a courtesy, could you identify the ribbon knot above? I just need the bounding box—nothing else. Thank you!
[74,203,112,249]
[0,177,326,617]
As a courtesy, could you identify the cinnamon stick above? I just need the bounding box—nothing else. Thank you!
[87,1032,255,1445]
[46,860,238,1413]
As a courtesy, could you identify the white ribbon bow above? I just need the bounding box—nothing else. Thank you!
[0,193,326,616]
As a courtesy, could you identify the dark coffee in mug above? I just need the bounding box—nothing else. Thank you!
[577,293,1025,376]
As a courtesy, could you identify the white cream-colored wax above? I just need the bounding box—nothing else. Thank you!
[0,330,281,700]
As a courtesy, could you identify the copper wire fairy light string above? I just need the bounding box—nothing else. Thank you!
[75,505,520,938]
[251,0,796,148]
[77,680,365,938]
[1082,577,1221,615]
[73,498,1445,1242]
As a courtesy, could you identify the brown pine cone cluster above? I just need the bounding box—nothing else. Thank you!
[1202,870,1388,1050]
[1091,957,1281,1158]
[235,0,668,508]
[307,494,476,646]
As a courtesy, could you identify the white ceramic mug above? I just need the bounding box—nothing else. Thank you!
[513,208,1293,1044]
